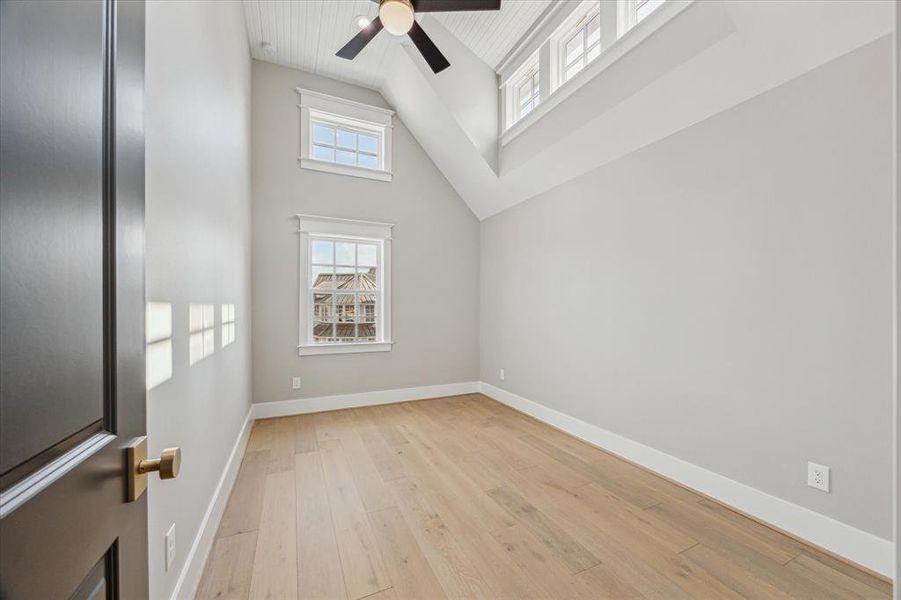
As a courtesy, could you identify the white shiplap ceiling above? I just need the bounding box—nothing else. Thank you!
[242,0,552,90]
[433,0,551,70]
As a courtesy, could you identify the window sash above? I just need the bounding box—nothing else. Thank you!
[310,120,381,170]
[514,67,540,121]
[308,235,384,345]
[562,12,601,83]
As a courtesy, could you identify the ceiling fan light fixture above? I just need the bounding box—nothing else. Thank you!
[379,0,415,36]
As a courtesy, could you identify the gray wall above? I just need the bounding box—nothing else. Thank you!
[251,61,480,403]
[480,37,894,539]
[145,2,252,598]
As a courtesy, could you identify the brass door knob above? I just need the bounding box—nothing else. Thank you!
[138,447,181,480]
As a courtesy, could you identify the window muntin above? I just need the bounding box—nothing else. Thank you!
[562,12,601,83]
[515,68,541,121]
[308,237,382,345]
[310,121,381,171]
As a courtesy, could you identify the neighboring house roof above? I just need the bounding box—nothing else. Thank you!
[314,323,376,338]
[314,269,377,305]
[313,269,377,291]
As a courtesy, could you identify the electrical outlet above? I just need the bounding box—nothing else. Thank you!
[292,376,302,390]
[807,462,830,492]
[165,524,176,571]
[499,369,505,381]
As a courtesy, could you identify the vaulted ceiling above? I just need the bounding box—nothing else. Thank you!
[242,0,552,90]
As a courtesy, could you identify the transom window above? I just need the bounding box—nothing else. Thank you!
[515,68,541,121]
[298,88,394,182]
[562,11,601,83]
[311,122,380,171]
[297,215,393,356]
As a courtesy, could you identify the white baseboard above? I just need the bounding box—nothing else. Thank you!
[251,381,481,419]
[169,408,254,600]
[479,382,894,579]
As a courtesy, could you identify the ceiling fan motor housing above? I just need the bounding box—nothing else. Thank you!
[380,0,416,36]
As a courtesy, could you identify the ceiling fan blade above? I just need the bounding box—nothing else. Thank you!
[336,16,384,60]
[413,0,501,12]
[407,21,450,73]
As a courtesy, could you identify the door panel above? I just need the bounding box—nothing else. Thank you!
[0,0,148,598]
[0,0,107,477]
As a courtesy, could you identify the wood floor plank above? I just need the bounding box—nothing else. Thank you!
[793,549,893,596]
[319,439,391,599]
[249,470,297,600]
[268,416,299,472]
[353,410,407,483]
[369,404,410,446]
[314,409,357,444]
[567,483,697,553]
[649,499,801,565]
[486,485,600,574]
[389,476,541,599]
[518,433,660,509]
[693,499,805,559]
[199,395,891,600]
[295,452,348,600]
[293,414,319,454]
[217,450,269,537]
[395,424,516,533]
[195,531,257,600]
[682,543,795,600]
[787,552,891,599]
[386,477,494,599]
[649,502,849,600]
[492,524,607,599]
[368,507,448,600]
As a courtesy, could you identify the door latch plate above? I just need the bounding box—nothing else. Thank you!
[126,436,148,502]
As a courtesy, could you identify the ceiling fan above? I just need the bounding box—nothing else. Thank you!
[336,0,502,74]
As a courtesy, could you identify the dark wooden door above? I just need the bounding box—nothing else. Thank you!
[0,0,147,597]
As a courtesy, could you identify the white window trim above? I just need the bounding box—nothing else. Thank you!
[500,0,689,146]
[297,88,395,183]
[296,215,394,356]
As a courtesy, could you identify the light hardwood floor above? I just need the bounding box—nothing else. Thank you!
[197,394,892,599]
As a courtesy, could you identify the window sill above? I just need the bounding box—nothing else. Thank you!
[298,157,393,182]
[298,341,393,356]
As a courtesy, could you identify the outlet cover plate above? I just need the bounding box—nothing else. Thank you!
[292,376,302,390]
[165,523,176,571]
[807,461,830,492]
